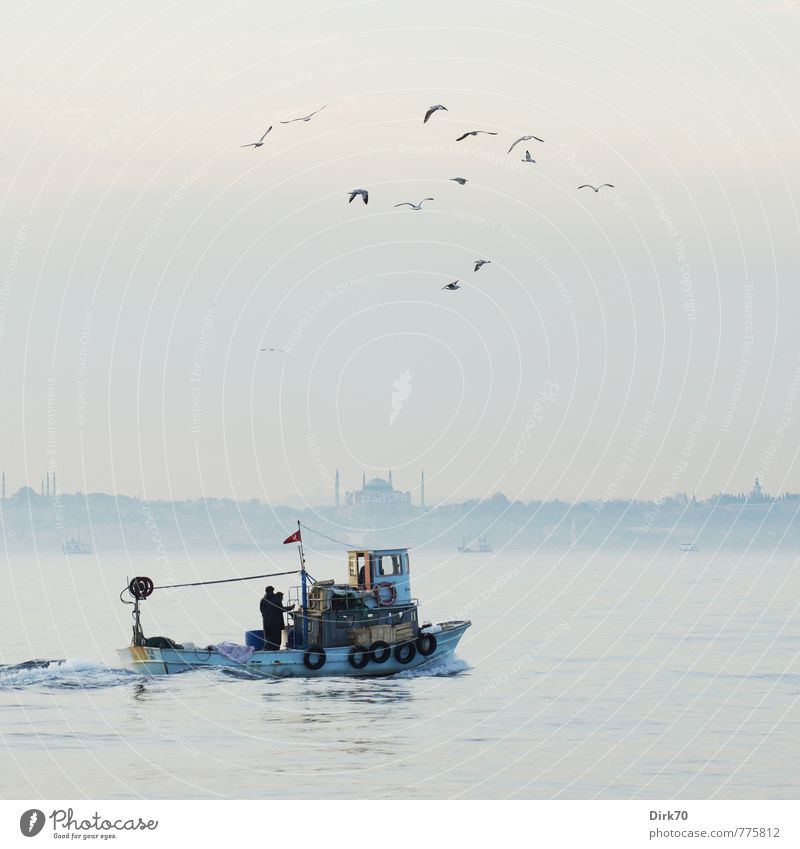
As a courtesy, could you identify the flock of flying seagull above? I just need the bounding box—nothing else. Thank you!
[244,102,614,294]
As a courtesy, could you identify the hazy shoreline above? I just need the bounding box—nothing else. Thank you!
[3,487,798,553]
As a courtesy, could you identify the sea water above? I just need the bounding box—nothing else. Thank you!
[0,549,798,799]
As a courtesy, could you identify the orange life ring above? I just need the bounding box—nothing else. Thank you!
[373,582,397,607]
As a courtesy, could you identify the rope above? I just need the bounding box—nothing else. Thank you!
[155,569,301,590]
[299,523,412,552]
[299,523,354,548]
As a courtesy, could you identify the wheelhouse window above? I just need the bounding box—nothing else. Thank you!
[377,553,406,576]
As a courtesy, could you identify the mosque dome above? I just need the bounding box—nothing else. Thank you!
[13,486,39,500]
[364,477,392,490]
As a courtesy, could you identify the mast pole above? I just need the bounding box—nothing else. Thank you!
[132,595,144,646]
[297,521,309,647]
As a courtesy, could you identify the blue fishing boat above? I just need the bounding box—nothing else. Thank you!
[117,528,470,678]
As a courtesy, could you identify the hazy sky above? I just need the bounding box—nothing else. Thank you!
[2,0,800,504]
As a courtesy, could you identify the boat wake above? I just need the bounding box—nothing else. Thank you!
[0,655,471,687]
[395,655,471,678]
[0,658,140,690]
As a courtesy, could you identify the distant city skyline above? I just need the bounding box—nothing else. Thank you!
[1,466,794,510]
[2,470,799,557]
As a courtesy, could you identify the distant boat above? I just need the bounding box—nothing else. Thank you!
[458,535,492,553]
[680,541,698,552]
[63,532,91,555]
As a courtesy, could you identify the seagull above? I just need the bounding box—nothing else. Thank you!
[442,281,461,290]
[474,260,491,272]
[455,130,498,141]
[348,188,369,205]
[260,347,286,352]
[450,177,468,185]
[424,104,448,123]
[508,135,544,153]
[240,126,272,148]
[280,104,328,124]
[521,150,536,163]
[394,198,434,210]
[578,184,615,192]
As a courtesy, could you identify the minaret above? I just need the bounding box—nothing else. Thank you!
[53,471,56,496]
[46,473,50,496]
[420,468,425,508]
[41,478,44,496]
[362,472,366,489]
[388,469,393,489]
[335,469,340,508]
[2,470,5,501]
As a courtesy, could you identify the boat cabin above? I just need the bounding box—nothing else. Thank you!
[291,548,418,650]
[346,548,412,604]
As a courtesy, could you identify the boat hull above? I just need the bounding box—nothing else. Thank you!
[116,621,470,678]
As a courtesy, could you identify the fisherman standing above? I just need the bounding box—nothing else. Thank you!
[260,585,281,650]
[260,586,294,651]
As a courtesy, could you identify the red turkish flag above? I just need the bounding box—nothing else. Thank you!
[283,529,301,545]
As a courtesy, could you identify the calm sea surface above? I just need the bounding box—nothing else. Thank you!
[1,548,798,799]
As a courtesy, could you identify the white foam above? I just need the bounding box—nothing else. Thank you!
[0,657,138,690]
[395,655,471,678]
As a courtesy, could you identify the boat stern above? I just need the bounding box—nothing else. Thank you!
[117,644,172,675]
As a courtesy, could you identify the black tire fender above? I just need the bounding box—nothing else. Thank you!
[394,642,417,665]
[303,645,326,670]
[369,640,391,664]
[416,633,437,656]
[348,644,370,669]
[129,576,154,599]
